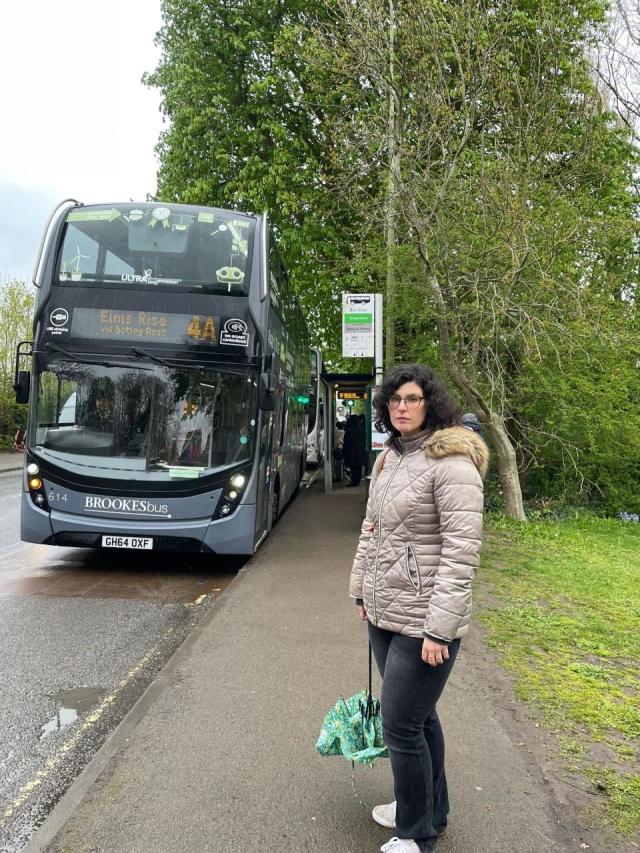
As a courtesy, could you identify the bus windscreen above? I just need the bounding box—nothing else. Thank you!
[33,358,258,482]
[56,204,255,294]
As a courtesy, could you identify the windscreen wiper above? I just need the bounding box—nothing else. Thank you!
[130,347,176,369]
[130,347,207,371]
[44,343,117,368]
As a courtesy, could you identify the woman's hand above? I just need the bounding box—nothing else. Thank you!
[357,604,368,622]
[422,638,449,666]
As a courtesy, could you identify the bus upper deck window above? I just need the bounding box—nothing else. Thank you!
[128,209,192,254]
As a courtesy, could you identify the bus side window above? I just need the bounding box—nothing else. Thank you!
[269,231,291,319]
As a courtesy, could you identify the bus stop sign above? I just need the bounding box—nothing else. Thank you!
[342,294,375,358]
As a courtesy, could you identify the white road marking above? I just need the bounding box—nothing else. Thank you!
[1,626,175,826]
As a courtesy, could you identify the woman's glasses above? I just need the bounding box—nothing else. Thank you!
[387,394,425,409]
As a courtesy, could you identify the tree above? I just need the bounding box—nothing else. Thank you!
[592,0,640,139]
[318,0,639,519]
[145,0,361,363]
[0,279,34,442]
[147,0,639,517]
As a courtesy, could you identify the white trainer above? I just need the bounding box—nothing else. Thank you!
[372,800,397,828]
[379,838,421,853]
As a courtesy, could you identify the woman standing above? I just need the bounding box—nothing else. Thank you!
[349,365,488,853]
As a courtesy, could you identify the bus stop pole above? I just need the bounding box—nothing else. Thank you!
[375,293,384,382]
[323,379,333,493]
[366,293,385,503]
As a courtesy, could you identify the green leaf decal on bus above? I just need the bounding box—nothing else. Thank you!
[67,208,121,223]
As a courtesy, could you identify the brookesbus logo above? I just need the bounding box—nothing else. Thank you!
[84,497,170,516]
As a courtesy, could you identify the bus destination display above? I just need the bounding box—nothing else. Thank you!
[68,307,243,347]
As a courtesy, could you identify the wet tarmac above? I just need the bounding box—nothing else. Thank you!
[0,469,244,850]
[0,544,240,603]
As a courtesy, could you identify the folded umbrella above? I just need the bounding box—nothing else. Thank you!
[316,644,388,766]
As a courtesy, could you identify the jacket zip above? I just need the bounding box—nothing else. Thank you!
[371,449,403,624]
[406,544,421,593]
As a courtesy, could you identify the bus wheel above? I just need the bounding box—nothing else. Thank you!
[271,481,280,527]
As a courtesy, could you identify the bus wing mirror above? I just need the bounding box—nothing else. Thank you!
[14,370,31,404]
[259,372,276,411]
[14,341,33,404]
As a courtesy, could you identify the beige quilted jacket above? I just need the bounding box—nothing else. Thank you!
[349,426,489,642]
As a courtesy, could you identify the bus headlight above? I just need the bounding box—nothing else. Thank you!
[213,470,249,520]
[26,461,49,511]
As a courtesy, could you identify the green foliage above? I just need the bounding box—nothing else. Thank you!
[318,0,639,514]
[147,0,639,514]
[480,515,640,835]
[145,0,362,363]
[584,768,640,836]
[516,327,640,514]
[0,279,33,439]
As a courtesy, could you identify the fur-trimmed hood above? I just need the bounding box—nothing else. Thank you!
[424,425,489,479]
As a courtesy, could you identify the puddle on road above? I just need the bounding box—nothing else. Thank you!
[40,687,105,740]
[0,548,242,603]
[40,707,78,739]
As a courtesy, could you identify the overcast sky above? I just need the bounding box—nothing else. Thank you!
[0,0,164,281]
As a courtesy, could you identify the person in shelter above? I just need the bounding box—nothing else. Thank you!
[342,413,367,487]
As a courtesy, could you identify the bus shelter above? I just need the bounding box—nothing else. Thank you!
[320,372,374,494]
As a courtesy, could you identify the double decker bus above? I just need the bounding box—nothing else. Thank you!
[16,201,310,554]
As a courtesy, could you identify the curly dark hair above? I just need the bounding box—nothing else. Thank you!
[373,364,461,435]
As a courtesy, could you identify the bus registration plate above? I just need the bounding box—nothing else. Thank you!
[101,535,153,550]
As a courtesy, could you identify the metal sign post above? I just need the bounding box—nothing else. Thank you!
[370,293,386,452]
[374,293,384,382]
[323,378,333,494]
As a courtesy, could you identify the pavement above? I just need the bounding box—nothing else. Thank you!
[21,476,618,853]
[0,451,24,475]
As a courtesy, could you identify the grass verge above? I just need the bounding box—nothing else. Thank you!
[478,514,640,837]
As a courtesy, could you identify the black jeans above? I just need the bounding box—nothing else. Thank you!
[368,623,460,852]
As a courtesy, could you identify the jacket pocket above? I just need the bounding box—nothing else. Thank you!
[405,544,421,594]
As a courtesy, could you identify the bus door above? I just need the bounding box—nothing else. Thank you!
[268,385,287,521]
[254,409,273,543]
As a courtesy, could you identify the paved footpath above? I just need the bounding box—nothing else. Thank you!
[0,451,24,474]
[24,478,621,852]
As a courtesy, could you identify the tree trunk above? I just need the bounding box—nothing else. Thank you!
[384,0,399,370]
[485,415,527,521]
[409,226,528,522]
[384,154,398,370]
